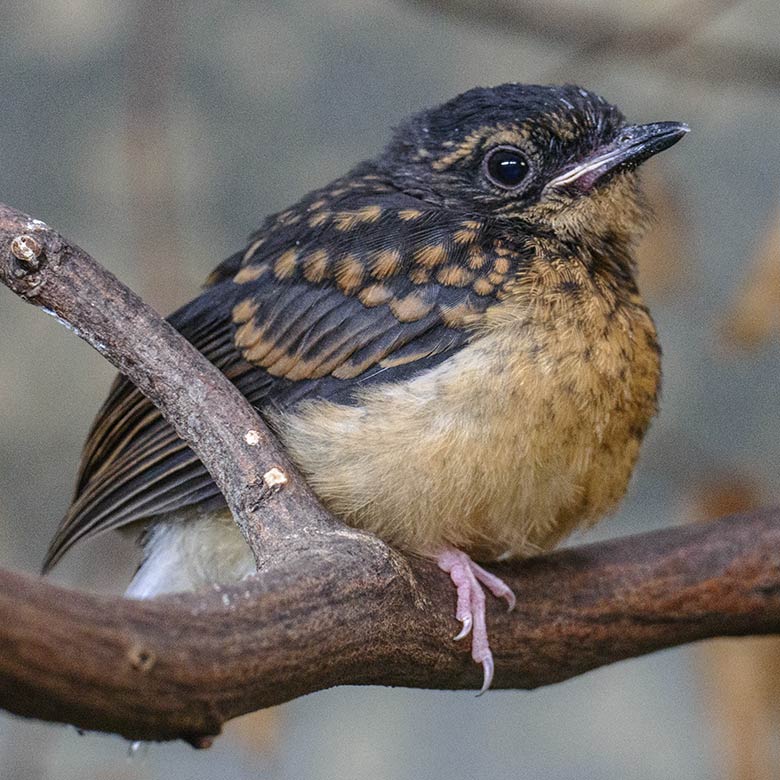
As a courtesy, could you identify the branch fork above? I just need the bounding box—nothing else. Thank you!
[0,202,777,745]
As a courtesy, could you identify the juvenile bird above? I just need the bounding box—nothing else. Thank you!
[43,83,687,691]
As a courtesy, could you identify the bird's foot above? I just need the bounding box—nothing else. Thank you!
[436,548,516,694]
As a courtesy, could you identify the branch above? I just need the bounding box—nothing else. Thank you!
[0,204,778,746]
[0,204,335,568]
[2,511,780,745]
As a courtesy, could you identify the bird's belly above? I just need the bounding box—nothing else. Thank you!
[274,312,660,560]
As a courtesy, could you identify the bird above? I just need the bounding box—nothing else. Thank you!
[42,83,687,692]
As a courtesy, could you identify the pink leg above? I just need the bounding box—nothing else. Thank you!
[436,548,515,694]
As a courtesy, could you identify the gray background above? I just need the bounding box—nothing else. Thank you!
[0,1,778,778]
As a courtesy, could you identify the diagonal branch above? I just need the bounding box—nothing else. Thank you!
[0,203,778,747]
[0,204,335,567]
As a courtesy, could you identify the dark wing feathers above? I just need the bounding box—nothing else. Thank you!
[43,179,529,571]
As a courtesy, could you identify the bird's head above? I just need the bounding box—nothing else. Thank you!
[381,83,688,248]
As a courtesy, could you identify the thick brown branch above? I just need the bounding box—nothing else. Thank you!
[2,510,780,744]
[0,204,778,746]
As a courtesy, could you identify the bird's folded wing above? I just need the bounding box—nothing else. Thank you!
[43,195,527,571]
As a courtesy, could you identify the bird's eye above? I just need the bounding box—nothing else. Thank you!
[484,146,530,189]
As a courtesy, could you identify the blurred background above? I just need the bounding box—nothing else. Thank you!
[0,1,779,778]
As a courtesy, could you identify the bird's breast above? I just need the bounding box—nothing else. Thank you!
[273,264,660,560]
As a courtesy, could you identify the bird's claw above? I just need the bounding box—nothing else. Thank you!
[453,615,472,641]
[477,654,494,695]
[436,548,515,694]
[469,558,516,611]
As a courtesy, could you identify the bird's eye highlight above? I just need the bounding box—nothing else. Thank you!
[484,146,530,189]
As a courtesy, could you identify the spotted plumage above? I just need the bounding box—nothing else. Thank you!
[43,83,687,691]
[46,164,540,565]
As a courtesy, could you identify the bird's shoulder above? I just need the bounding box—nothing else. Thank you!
[195,167,535,386]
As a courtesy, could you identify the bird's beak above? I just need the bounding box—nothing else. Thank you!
[546,121,689,192]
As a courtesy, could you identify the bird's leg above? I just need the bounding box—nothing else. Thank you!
[436,548,516,694]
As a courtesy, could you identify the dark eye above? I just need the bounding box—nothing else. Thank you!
[484,146,530,189]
